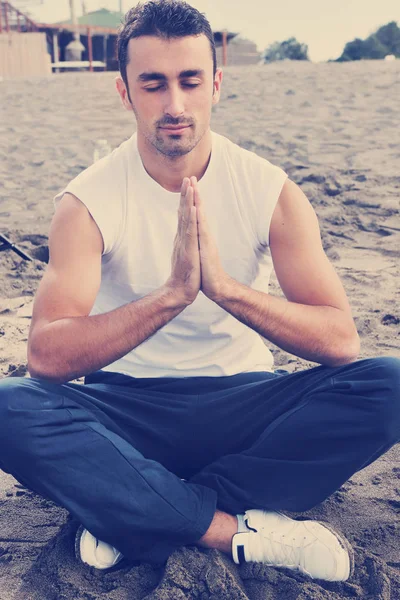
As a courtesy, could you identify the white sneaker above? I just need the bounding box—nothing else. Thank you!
[75,524,124,570]
[232,510,354,582]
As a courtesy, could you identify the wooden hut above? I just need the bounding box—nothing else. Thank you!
[37,8,122,72]
[216,35,262,66]
[41,9,245,72]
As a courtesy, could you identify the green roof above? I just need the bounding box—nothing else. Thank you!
[54,8,123,29]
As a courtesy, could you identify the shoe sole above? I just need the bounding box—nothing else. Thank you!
[313,519,355,581]
[74,524,128,573]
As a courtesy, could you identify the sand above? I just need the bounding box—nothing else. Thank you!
[0,60,399,599]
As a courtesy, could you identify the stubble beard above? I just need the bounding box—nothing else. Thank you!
[151,125,202,158]
[135,115,205,159]
[131,97,209,158]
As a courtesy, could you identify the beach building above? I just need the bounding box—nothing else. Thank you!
[216,35,261,66]
[0,4,261,78]
[46,8,121,71]
[44,8,259,71]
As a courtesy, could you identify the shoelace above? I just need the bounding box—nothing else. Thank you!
[248,530,313,578]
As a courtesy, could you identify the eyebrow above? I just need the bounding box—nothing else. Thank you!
[137,69,205,82]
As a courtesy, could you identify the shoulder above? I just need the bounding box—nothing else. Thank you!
[213,131,277,167]
[270,179,320,247]
[52,134,136,255]
[213,132,287,191]
[53,133,135,210]
[70,134,135,189]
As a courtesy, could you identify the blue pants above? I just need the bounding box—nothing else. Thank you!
[0,356,399,564]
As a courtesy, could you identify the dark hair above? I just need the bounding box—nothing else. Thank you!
[117,0,217,95]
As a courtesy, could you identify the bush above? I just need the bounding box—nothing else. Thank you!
[336,21,400,61]
[262,37,309,62]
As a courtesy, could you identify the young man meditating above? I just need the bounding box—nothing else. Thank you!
[0,0,399,583]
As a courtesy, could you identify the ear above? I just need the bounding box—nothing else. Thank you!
[115,75,133,112]
[212,68,223,106]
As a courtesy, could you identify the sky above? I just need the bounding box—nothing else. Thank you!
[23,0,400,62]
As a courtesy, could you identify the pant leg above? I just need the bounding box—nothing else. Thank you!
[189,357,400,514]
[0,376,217,563]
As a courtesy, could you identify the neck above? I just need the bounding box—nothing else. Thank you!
[137,128,212,193]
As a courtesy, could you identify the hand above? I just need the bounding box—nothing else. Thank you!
[166,177,201,307]
[191,176,230,302]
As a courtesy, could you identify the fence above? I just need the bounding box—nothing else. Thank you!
[0,31,51,77]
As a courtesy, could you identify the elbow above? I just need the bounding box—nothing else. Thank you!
[27,359,55,383]
[326,328,360,367]
[27,346,44,379]
[27,346,68,384]
[28,365,70,385]
[28,343,48,380]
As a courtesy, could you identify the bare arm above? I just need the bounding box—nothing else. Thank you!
[27,193,188,384]
[214,179,360,366]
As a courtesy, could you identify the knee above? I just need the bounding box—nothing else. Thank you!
[369,355,400,377]
[365,357,400,443]
[0,377,32,433]
[0,378,30,461]
[333,357,400,444]
[334,355,400,395]
[367,356,400,399]
[0,376,27,412]
[0,376,65,449]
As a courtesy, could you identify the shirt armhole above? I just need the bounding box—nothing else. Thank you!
[53,181,121,257]
[258,167,288,248]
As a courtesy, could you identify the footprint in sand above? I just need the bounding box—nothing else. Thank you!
[381,314,400,326]
[19,234,48,246]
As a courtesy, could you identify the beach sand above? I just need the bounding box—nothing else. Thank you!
[0,60,399,599]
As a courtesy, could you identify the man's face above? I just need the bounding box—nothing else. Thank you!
[117,34,222,158]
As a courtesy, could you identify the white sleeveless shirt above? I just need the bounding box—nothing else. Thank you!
[54,131,287,378]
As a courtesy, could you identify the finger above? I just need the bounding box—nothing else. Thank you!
[180,177,190,215]
[191,178,200,208]
[186,204,198,253]
[181,177,190,197]
[196,196,206,240]
[189,205,198,238]
[178,178,190,236]
[184,186,194,232]
[196,196,201,230]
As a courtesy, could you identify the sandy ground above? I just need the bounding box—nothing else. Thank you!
[0,60,399,599]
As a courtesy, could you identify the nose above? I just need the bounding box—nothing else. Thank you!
[163,84,185,119]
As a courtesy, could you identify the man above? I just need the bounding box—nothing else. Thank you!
[0,0,399,583]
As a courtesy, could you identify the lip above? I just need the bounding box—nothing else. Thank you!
[160,125,191,133]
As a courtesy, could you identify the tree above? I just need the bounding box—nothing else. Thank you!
[338,38,365,61]
[262,37,309,63]
[336,21,400,61]
[375,21,400,55]
[363,35,389,59]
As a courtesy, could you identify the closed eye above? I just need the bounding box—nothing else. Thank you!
[145,83,200,92]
